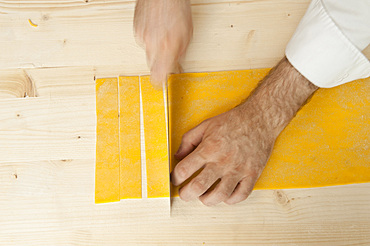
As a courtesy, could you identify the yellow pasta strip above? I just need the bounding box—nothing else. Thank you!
[95,78,120,203]
[119,76,142,199]
[141,76,170,198]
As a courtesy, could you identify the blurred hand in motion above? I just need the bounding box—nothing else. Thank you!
[134,0,193,89]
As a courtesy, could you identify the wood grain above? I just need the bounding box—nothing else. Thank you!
[0,95,96,162]
[0,159,369,245]
[0,0,311,72]
[0,69,36,98]
[0,0,369,244]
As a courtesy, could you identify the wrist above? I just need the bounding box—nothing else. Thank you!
[239,57,318,140]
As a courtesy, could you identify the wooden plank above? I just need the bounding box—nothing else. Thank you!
[0,0,369,244]
[0,159,370,245]
[0,67,369,239]
[1,0,368,72]
[23,66,148,99]
[95,78,120,203]
[119,76,141,199]
[0,61,367,244]
[0,95,95,162]
[26,66,96,98]
[0,69,36,98]
[140,76,170,198]
[0,0,314,72]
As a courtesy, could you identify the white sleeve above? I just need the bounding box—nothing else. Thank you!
[285,0,370,88]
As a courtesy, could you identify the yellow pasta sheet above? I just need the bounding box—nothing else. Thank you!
[96,69,370,202]
[168,69,370,195]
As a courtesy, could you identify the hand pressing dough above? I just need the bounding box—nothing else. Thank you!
[168,70,370,196]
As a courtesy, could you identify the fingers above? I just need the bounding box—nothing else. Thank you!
[171,147,206,186]
[199,175,239,206]
[133,0,193,89]
[147,39,183,89]
[175,120,209,160]
[224,177,256,205]
[178,163,221,202]
[171,120,210,187]
[174,163,257,205]
[149,55,176,89]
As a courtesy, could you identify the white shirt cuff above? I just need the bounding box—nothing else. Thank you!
[285,0,370,88]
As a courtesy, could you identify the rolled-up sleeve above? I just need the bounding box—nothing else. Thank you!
[285,0,370,88]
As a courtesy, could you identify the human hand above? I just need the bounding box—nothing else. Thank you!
[171,57,318,206]
[134,0,193,89]
[171,105,274,206]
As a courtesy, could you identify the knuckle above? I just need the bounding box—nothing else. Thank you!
[203,163,222,179]
[215,190,229,202]
[199,145,215,158]
[240,188,253,201]
[181,132,191,143]
[182,127,198,142]
[233,164,246,175]
[203,162,215,171]
[175,165,188,179]
[191,179,206,193]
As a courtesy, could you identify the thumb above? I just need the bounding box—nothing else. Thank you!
[175,120,209,160]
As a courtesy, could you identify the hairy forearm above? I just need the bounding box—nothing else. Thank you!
[239,57,318,140]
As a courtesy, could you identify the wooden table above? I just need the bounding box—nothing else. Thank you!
[0,1,369,244]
